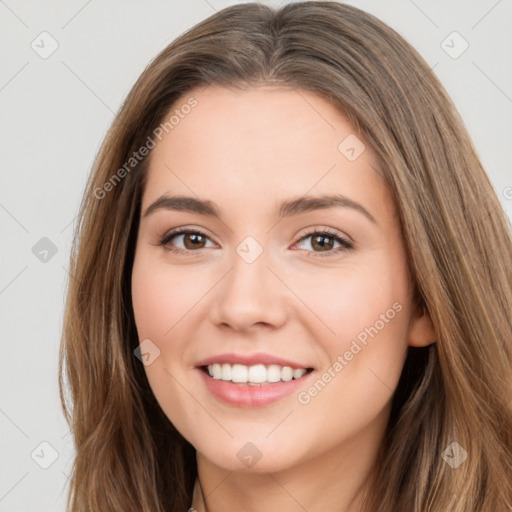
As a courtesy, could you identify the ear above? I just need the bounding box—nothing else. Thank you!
[408,302,437,347]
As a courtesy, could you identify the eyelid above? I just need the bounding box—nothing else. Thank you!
[292,226,353,257]
[295,225,354,245]
[158,226,217,249]
[157,225,354,257]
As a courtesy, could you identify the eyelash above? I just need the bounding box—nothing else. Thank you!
[157,227,354,258]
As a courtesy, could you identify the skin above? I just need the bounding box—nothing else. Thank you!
[131,85,436,512]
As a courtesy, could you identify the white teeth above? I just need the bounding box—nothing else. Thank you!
[248,364,267,383]
[206,363,309,383]
[293,368,307,379]
[267,364,282,383]
[281,366,293,382]
[212,363,222,379]
[231,364,248,382]
[221,363,232,380]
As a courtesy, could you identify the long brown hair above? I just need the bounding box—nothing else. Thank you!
[59,2,512,510]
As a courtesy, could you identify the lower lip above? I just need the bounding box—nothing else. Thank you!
[197,368,314,408]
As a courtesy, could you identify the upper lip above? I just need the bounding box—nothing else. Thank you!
[195,352,314,370]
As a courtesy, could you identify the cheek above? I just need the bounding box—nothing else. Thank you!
[131,251,187,383]
[131,251,201,436]
[290,257,410,350]
[131,250,206,339]
[293,257,411,422]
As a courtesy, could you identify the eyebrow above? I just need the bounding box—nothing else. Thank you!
[143,193,376,223]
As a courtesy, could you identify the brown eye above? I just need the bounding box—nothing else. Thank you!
[310,234,335,251]
[159,229,214,253]
[182,232,207,250]
[294,229,353,257]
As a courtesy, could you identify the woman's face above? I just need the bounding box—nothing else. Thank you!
[131,85,434,474]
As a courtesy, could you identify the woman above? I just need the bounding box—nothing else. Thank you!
[59,2,512,511]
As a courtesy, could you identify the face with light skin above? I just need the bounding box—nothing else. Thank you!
[131,85,436,511]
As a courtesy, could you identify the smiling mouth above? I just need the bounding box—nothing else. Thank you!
[200,364,314,385]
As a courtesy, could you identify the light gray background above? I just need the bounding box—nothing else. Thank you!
[1,1,511,510]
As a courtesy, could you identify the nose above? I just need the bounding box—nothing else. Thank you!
[210,249,289,332]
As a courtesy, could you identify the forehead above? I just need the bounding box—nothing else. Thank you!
[143,85,389,221]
